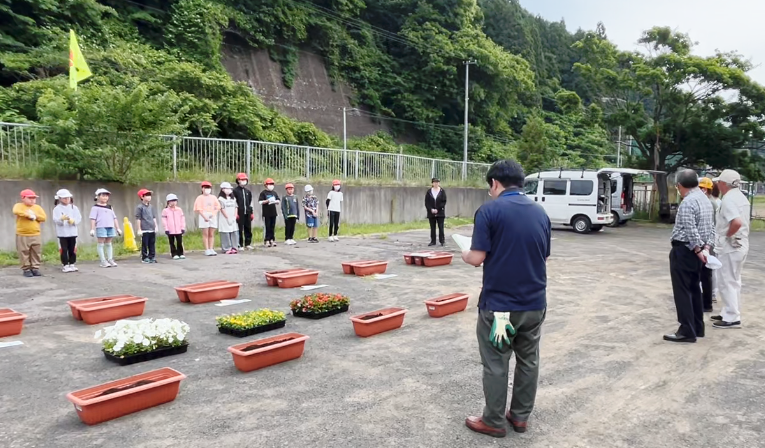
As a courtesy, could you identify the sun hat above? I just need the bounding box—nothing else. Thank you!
[236,173,248,180]
[332,179,341,186]
[201,181,212,188]
[20,189,37,198]
[305,184,313,192]
[699,177,714,190]
[166,193,178,202]
[220,182,233,189]
[137,188,152,198]
[95,188,110,196]
[285,183,294,189]
[718,169,741,186]
[56,189,73,199]
[264,178,275,185]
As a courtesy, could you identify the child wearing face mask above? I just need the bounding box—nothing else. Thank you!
[194,181,221,256]
[258,178,280,247]
[218,182,239,254]
[326,179,344,242]
[53,189,81,273]
[162,193,186,260]
[233,173,254,250]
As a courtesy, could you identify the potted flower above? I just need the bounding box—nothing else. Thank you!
[95,318,190,366]
[290,293,350,319]
[216,309,286,337]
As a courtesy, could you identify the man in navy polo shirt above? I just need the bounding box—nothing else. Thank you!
[461,159,551,438]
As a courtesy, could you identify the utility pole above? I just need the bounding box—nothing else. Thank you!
[617,126,622,168]
[343,108,358,179]
[463,59,476,181]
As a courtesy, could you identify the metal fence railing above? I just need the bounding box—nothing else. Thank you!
[1,121,490,185]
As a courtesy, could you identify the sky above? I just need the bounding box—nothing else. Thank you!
[520,0,765,85]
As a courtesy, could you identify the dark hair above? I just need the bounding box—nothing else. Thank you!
[711,183,720,198]
[54,198,74,206]
[486,159,525,189]
[676,169,699,189]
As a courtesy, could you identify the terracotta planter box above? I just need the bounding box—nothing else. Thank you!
[272,270,319,289]
[265,269,311,286]
[104,343,189,366]
[404,251,453,267]
[350,307,407,337]
[68,295,134,320]
[227,332,309,372]
[342,260,388,276]
[70,296,148,325]
[175,281,241,304]
[66,367,186,425]
[292,304,349,320]
[218,320,286,338]
[424,293,469,318]
[0,308,26,338]
[341,261,375,275]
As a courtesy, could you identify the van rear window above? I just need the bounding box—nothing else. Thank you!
[570,180,593,196]
[543,180,567,195]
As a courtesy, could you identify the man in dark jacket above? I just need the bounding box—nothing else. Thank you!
[232,172,254,249]
[425,177,447,246]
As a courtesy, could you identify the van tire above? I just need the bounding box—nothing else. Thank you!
[607,211,620,227]
[572,216,592,234]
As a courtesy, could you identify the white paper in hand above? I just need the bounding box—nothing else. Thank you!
[452,234,472,252]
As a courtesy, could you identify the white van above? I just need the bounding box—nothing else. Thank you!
[524,169,614,234]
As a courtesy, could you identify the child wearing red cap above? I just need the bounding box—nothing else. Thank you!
[135,188,159,263]
[13,189,47,277]
[258,178,280,247]
[281,183,300,245]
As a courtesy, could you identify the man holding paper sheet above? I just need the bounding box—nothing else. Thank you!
[461,159,551,438]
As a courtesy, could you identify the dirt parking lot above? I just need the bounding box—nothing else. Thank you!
[0,225,763,448]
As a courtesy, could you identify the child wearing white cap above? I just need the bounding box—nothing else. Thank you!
[218,182,239,254]
[303,185,319,243]
[53,189,82,272]
[162,193,186,259]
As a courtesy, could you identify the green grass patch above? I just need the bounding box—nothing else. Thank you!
[0,217,472,267]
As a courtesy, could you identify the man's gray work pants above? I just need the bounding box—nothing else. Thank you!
[476,308,546,429]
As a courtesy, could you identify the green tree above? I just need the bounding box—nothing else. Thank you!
[574,26,765,216]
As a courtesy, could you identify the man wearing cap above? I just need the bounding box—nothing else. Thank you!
[711,169,750,329]
[13,189,47,277]
[664,170,715,343]
[425,177,447,246]
[698,177,718,312]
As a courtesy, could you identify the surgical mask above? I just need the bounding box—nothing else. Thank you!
[239,180,248,186]
[267,185,274,191]
[203,188,211,195]
[334,186,340,191]
[223,188,232,195]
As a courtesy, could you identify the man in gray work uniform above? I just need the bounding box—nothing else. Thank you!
[461,159,551,438]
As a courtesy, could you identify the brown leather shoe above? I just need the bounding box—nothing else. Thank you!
[505,411,528,433]
[465,416,507,438]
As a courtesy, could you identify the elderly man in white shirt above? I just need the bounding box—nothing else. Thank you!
[711,169,750,329]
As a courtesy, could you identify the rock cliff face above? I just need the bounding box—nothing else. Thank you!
[222,44,391,140]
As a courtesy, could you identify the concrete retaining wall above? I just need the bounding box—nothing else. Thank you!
[0,180,487,250]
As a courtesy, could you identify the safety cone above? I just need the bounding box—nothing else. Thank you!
[123,217,138,252]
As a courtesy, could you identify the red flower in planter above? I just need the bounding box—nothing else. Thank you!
[290,293,350,314]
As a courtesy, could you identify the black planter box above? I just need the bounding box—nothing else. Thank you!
[218,320,287,338]
[103,342,189,366]
[292,304,349,320]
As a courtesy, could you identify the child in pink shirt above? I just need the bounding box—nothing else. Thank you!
[162,193,186,260]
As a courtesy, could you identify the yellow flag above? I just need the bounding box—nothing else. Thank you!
[69,30,92,90]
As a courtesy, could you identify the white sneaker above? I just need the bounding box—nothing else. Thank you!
[100,261,110,268]
[334,236,339,241]
[62,265,71,273]
[70,264,78,272]
[173,255,180,260]
[108,259,118,267]
[246,245,255,250]
[179,255,186,259]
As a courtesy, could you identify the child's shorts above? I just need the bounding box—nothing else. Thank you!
[306,216,318,228]
[198,215,218,229]
[96,227,117,238]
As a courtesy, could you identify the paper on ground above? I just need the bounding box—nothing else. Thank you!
[215,299,252,307]
[300,284,329,291]
[0,341,23,348]
[451,234,472,251]
[373,274,398,280]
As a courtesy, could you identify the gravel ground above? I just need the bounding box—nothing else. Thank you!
[1,225,764,448]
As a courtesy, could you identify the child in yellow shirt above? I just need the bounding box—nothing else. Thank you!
[13,189,47,277]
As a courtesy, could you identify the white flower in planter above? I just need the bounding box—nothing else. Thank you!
[94,318,190,357]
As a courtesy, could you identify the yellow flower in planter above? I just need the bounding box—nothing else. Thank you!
[216,309,286,331]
